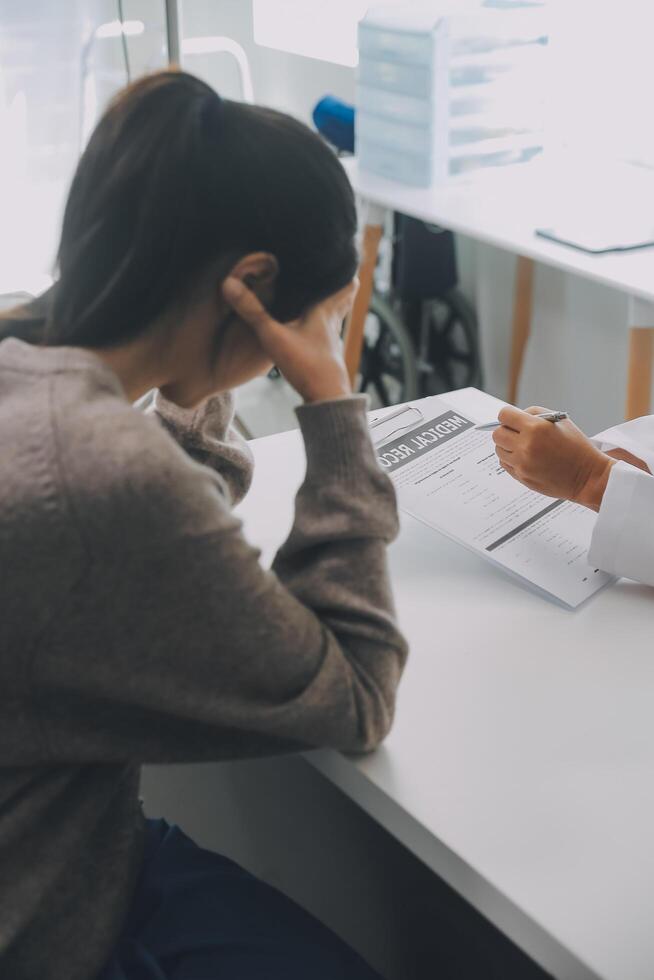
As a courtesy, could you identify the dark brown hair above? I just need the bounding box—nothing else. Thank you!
[3,70,358,347]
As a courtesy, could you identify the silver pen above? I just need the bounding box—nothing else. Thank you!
[475,411,568,431]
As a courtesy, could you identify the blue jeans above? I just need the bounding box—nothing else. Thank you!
[99,819,382,980]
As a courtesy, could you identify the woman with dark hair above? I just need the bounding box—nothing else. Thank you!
[0,71,407,980]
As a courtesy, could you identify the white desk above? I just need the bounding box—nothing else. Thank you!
[236,387,654,980]
[343,157,654,419]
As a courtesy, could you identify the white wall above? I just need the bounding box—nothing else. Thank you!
[181,0,355,114]
[470,241,635,433]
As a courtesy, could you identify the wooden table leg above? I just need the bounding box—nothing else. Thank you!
[344,220,384,387]
[507,255,535,405]
[626,327,654,420]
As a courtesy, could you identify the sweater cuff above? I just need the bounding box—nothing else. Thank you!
[295,395,377,485]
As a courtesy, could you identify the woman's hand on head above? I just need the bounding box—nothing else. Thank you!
[222,277,358,404]
[492,406,616,511]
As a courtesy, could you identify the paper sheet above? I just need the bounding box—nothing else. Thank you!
[373,396,614,608]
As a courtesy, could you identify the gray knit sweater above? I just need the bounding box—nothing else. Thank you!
[0,336,407,980]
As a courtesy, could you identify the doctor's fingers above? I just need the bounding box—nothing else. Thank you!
[524,405,552,417]
[495,446,516,469]
[492,427,519,451]
[497,405,525,431]
[497,404,553,432]
[497,453,542,493]
[498,456,518,479]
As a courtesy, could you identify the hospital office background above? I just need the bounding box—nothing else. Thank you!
[2,2,652,978]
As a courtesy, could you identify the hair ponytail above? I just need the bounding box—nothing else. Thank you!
[2,70,357,349]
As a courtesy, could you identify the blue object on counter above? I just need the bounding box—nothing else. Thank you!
[312,96,355,154]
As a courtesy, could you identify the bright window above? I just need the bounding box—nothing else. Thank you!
[0,0,166,297]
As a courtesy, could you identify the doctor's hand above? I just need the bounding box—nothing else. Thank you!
[492,406,616,511]
[604,446,651,472]
[222,277,357,404]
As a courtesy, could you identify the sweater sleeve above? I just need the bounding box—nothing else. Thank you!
[146,389,254,505]
[32,396,408,764]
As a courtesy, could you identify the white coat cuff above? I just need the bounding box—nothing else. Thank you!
[588,462,654,584]
[588,462,637,574]
[591,418,654,475]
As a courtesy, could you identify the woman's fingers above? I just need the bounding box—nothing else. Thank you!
[308,278,359,330]
[329,278,359,317]
[223,275,355,403]
[222,277,284,345]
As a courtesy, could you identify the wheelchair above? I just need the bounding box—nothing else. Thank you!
[312,96,482,408]
[359,215,481,406]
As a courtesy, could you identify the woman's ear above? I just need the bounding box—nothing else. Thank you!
[227,252,279,302]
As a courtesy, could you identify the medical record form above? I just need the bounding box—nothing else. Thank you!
[373,396,613,608]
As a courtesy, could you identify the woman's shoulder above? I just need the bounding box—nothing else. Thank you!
[52,380,237,554]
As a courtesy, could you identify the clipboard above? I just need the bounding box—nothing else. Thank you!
[536,223,654,255]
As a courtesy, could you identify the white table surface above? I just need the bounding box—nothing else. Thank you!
[235,387,654,980]
[343,156,654,308]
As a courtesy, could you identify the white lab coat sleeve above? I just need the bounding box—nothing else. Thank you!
[587,414,654,584]
[590,415,654,474]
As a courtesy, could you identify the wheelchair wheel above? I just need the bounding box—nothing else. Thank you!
[357,292,419,407]
[418,287,482,395]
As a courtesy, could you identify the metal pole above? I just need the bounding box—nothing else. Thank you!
[165,0,182,65]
